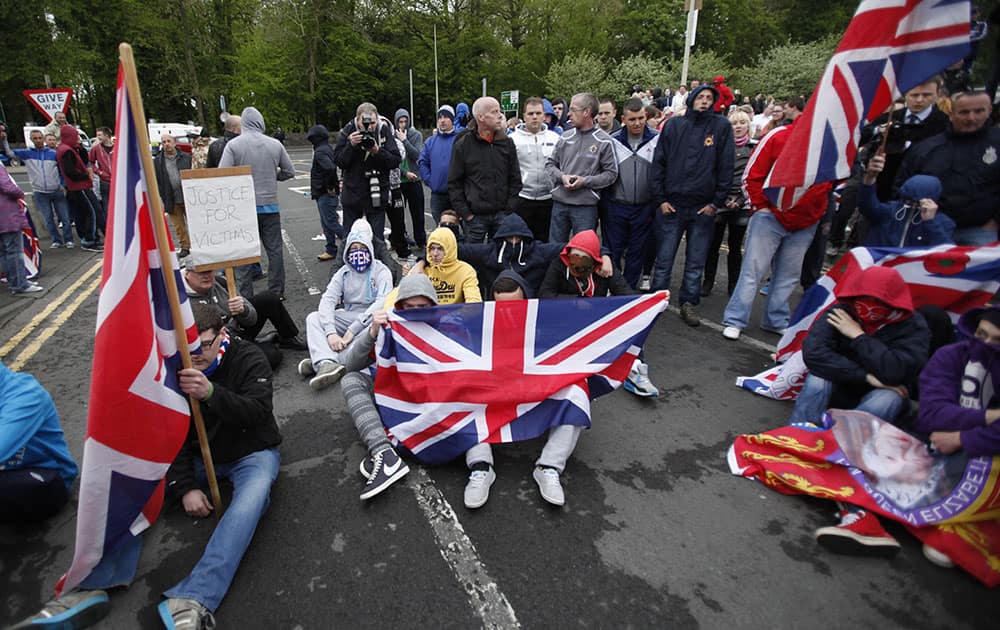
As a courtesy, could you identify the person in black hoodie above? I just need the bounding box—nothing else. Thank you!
[17,305,282,630]
[307,125,347,261]
[333,103,402,247]
[649,85,735,327]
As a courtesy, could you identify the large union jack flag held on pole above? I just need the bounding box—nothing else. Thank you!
[56,65,199,595]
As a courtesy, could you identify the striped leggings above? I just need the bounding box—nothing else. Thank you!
[341,371,391,455]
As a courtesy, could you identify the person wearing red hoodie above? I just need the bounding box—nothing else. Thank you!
[788,266,931,557]
[712,76,735,114]
[788,266,930,428]
[721,100,832,340]
[55,124,102,251]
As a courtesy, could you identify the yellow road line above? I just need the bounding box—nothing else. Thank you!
[9,275,103,371]
[0,259,103,360]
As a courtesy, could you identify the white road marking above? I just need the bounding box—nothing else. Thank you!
[407,468,521,629]
[281,228,322,296]
[671,306,778,355]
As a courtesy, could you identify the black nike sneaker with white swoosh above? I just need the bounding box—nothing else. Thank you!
[360,447,410,500]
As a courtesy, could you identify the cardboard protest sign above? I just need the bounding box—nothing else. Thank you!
[181,167,261,271]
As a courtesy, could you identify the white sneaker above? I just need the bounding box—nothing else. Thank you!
[638,275,651,291]
[14,284,44,294]
[463,466,496,509]
[297,357,316,377]
[922,543,955,568]
[65,241,75,249]
[722,326,741,340]
[533,466,565,506]
[624,360,659,397]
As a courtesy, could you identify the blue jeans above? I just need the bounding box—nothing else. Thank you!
[0,231,28,292]
[651,205,715,305]
[549,201,597,243]
[464,211,508,244]
[316,194,346,256]
[34,190,73,245]
[604,201,653,288]
[723,211,817,330]
[429,191,450,225]
[952,225,998,246]
[80,448,280,613]
[788,374,906,425]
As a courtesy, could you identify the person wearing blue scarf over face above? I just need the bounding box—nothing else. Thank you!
[300,218,393,390]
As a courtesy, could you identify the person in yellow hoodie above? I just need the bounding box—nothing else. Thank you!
[423,227,482,304]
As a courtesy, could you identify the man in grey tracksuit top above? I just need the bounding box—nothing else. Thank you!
[220,107,296,298]
[545,92,618,242]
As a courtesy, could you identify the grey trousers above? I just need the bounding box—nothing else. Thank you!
[465,425,583,473]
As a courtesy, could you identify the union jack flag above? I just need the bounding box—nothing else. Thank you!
[17,198,42,280]
[765,0,971,209]
[737,243,1000,400]
[374,292,668,465]
[57,65,199,595]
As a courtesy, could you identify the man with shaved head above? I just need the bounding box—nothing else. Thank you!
[448,96,522,243]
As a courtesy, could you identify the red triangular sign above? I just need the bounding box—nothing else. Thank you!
[22,88,74,122]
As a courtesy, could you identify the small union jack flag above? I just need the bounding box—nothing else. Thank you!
[766,0,971,209]
[57,64,199,595]
[374,292,668,465]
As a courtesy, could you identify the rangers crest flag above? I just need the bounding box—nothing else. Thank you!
[374,292,668,465]
[765,0,971,209]
[737,244,1000,400]
[57,65,199,595]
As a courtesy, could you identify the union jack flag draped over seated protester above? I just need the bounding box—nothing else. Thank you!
[57,65,199,595]
[374,292,668,465]
[738,244,1000,400]
[765,0,971,209]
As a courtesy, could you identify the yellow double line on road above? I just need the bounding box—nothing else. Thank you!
[0,260,104,371]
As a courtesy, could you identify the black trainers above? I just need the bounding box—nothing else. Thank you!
[360,447,410,500]
[679,302,701,327]
[278,334,308,351]
[10,589,110,629]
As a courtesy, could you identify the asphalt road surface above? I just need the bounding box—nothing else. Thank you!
[1,147,996,629]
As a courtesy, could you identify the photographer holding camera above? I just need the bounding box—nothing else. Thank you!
[334,103,402,247]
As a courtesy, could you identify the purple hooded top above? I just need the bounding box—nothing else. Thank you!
[914,305,1000,456]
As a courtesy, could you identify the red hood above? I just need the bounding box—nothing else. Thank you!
[60,124,80,147]
[835,266,914,312]
[559,230,602,267]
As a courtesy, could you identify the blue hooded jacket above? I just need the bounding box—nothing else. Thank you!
[455,102,471,131]
[542,98,564,135]
[859,174,955,248]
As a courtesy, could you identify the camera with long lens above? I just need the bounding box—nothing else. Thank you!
[359,113,378,150]
[366,169,382,208]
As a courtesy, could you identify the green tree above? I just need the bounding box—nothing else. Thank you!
[738,36,838,99]
[543,52,608,100]
[598,54,671,101]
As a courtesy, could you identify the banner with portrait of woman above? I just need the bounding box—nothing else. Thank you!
[728,409,1000,586]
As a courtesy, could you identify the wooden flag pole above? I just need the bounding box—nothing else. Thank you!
[878,103,896,156]
[119,43,223,520]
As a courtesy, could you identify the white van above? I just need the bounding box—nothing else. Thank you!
[23,125,93,150]
[149,123,203,154]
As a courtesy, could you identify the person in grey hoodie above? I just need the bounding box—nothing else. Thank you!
[545,92,618,242]
[299,219,393,391]
[393,108,426,252]
[219,107,296,298]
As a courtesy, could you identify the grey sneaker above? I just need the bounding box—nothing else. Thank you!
[532,466,565,506]
[10,589,110,629]
[309,361,345,391]
[464,465,496,509]
[157,597,215,630]
[679,302,701,327]
[297,357,316,377]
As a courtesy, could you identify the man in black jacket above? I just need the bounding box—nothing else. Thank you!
[154,134,193,257]
[206,115,240,169]
[14,305,282,630]
[307,125,346,261]
[448,96,522,244]
[649,85,735,327]
[895,90,999,245]
[333,103,401,247]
